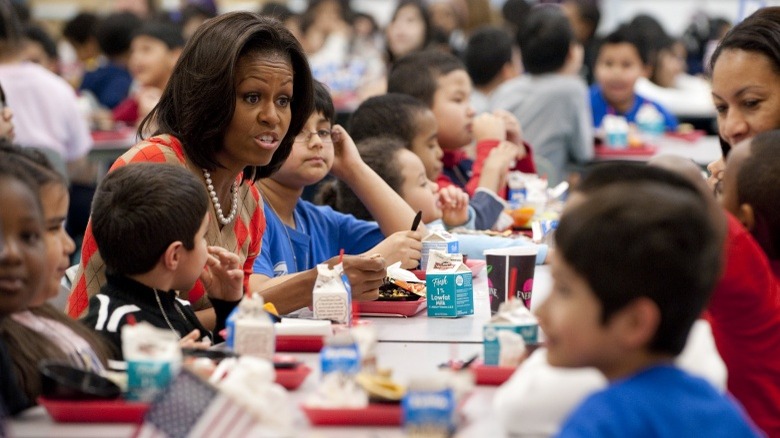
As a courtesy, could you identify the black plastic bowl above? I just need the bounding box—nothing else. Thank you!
[39,361,121,401]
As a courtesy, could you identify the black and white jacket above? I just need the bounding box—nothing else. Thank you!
[81,274,238,359]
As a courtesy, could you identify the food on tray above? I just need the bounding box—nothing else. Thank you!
[379,277,426,301]
[356,370,405,402]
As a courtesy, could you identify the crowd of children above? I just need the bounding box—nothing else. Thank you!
[1,1,779,436]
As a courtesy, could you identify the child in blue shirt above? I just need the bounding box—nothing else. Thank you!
[250,81,424,312]
[590,24,678,131]
[536,168,759,437]
[320,136,548,265]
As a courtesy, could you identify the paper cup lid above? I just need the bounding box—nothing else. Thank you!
[483,246,538,257]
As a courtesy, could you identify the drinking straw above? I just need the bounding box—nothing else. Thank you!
[509,267,518,301]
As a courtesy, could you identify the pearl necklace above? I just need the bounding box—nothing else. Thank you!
[203,169,239,225]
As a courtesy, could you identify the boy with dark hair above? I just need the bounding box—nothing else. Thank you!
[79,12,141,109]
[113,22,185,126]
[83,163,243,356]
[590,24,678,131]
[491,5,592,184]
[62,12,101,66]
[722,131,780,268]
[538,176,759,436]
[463,25,520,114]
[388,49,535,224]
[561,0,601,84]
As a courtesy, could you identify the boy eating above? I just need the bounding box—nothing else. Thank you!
[590,25,677,131]
[83,163,244,356]
[538,178,759,435]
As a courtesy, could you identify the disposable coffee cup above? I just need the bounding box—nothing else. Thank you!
[484,247,537,314]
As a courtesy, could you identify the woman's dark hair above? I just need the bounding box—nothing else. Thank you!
[140,12,315,181]
[318,136,406,219]
[710,6,780,75]
[386,0,433,65]
[348,93,429,145]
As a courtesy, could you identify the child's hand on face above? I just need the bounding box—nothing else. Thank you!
[438,186,470,227]
[492,109,524,146]
[484,141,522,174]
[367,231,423,270]
[179,329,211,350]
[329,124,364,182]
[473,113,507,143]
[201,246,244,302]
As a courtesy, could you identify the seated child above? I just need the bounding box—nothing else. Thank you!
[321,136,547,264]
[590,24,678,131]
[534,167,758,435]
[0,146,112,404]
[491,6,593,184]
[82,163,244,357]
[348,93,505,230]
[463,25,521,115]
[0,159,45,414]
[79,12,141,109]
[249,81,423,313]
[387,49,536,201]
[715,130,780,434]
[494,163,728,436]
[113,23,185,128]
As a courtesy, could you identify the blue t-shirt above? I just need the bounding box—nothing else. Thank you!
[589,85,678,131]
[253,200,385,277]
[557,365,760,438]
[79,63,132,109]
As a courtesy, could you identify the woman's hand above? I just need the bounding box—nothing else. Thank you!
[329,254,387,301]
[201,246,244,302]
[438,186,470,227]
[367,231,423,270]
[329,124,365,182]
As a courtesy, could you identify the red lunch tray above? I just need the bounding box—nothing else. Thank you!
[276,335,325,352]
[38,396,149,423]
[275,364,312,390]
[470,362,517,386]
[357,299,427,317]
[301,403,402,426]
[665,129,706,142]
[595,145,658,157]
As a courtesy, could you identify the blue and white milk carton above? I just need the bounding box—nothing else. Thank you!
[421,228,459,271]
[425,251,473,318]
[483,300,539,366]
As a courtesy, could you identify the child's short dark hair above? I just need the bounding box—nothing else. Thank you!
[133,22,185,49]
[96,12,143,58]
[387,49,465,107]
[318,136,406,220]
[24,24,58,59]
[562,165,723,356]
[518,6,575,75]
[62,12,98,46]
[464,25,514,86]
[91,163,209,276]
[598,23,650,65]
[739,130,780,259]
[348,93,429,145]
[312,80,335,125]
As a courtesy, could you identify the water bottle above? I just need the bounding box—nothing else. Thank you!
[635,103,665,146]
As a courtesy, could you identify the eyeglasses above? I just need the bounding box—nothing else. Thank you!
[294,129,332,144]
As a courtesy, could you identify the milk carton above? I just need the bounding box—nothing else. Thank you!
[421,228,459,271]
[483,300,538,366]
[425,251,473,318]
[313,262,351,325]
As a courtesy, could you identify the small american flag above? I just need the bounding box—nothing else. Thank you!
[134,370,257,438]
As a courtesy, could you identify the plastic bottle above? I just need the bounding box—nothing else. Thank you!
[635,103,665,145]
[402,373,455,437]
[227,293,275,360]
[320,331,361,377]
[603,115,629,149]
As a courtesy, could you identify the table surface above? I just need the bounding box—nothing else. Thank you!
[10,266,552,437]
[593,134,721,166]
